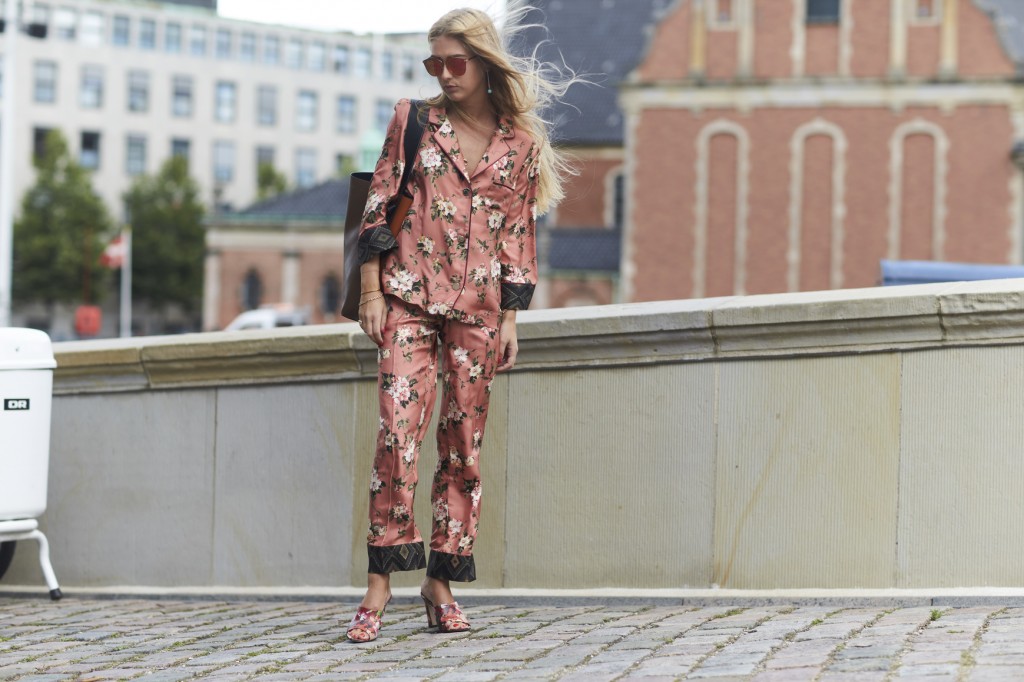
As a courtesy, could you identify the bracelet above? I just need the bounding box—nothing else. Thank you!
[358,293,384,307]
[361,288,381,295]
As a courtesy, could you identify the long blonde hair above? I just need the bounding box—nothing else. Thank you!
[425,2,578,214]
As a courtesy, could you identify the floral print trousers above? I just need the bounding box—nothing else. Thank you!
[366,296,500,583]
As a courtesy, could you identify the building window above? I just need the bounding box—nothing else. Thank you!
[240,32,256,61]
[215,81,236,122]
[33,61,57,104]
[127,71,149,113]
[381,51,394,80]
[80,65,104,109]
[33,127,54,162]
[31,4,51,28]
[257,85,277,126]
[171,138,190,163]
[213,140,235,183]
[80,131,100,170]
[336,95,356,133]
[309,41,326,71]
[297,90,318,132]
[708,0,737,27]
[216,28,232,59]
[295,148,316,188]
[189,25,207,55]
[241,269,262,310]
[81,11,103,46]
[611,171,625,228]
[401,54,415,81]
[375,99,392,131]
[172,76,193,117]
[336,153,352,175]
[54,7,76,40]
[807,0,841,24]
[320,274,341,316]
[286,38,303,69]
[256,145,275,173]
[112,15,130,46]
[126,135,146,176]
[910,0,940,23]
[139,18,156,49]
[354,47,372,78]
[165,22,182,53]
[333,44,350,73]
[264,35,281,64]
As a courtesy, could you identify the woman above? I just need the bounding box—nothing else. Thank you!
[346,4,573,642]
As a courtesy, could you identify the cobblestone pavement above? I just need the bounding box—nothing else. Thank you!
[4,597,1024,680]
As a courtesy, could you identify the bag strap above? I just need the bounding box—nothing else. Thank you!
[388,99,425,236]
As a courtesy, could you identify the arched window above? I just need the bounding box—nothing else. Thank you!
[241,268,262,311]
[320,273,341,316]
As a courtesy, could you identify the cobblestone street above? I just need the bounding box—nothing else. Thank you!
[5,596,1024,680]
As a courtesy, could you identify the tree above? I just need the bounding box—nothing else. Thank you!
[123,155,205,310]
[256,161,288,201]
[12,130,112,305]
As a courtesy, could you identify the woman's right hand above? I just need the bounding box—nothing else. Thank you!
[359,295,388,346]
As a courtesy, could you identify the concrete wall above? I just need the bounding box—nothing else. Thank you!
[8,278,1024,589]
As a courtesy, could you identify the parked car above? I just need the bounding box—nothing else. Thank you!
[223,305,310,331]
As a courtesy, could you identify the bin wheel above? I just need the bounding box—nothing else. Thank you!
[0,541,14,580]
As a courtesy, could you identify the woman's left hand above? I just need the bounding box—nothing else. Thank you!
[496,311,518,373]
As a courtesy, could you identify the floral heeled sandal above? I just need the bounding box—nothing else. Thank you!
[421,592,471,633]
[345,598,392,643]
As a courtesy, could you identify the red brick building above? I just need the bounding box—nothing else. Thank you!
[622,0,1024,301]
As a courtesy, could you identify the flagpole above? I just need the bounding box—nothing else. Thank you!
[120,227,131,338]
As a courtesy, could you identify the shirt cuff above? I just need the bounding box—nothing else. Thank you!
[357,225,398,264]
[500,282,535,310]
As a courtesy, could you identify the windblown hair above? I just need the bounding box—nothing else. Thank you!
[425,2,579,214]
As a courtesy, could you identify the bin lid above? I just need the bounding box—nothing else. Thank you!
[0,328,56,370]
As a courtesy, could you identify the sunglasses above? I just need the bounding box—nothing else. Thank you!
[422,55,479,77]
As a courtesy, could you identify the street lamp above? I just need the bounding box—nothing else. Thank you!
[0,2,47,327]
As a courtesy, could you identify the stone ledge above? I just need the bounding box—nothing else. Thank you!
[51,279,1024,392]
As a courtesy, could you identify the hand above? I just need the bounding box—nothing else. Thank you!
[359,295,387,346]
[496,311,518,373]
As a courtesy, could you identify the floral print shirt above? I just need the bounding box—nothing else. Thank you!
[357,98,539,328]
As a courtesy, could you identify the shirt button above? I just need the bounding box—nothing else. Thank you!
[463,188,470,196]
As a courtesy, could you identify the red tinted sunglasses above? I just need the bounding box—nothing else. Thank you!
[422,55,479,77]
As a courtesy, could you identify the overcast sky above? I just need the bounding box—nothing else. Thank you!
[218,1,506,34]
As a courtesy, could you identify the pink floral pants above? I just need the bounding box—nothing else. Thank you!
[366,296,500,582]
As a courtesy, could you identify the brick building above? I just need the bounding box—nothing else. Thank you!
[621,0,1024,302]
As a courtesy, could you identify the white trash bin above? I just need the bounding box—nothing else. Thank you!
[0,328,62,599]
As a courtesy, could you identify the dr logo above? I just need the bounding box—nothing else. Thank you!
[3,399,30,411]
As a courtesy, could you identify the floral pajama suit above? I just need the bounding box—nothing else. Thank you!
[357,99,539,581]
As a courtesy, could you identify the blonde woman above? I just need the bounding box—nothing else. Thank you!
[345,4,573,642]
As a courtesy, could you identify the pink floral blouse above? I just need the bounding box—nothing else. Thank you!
[357,98,539,328]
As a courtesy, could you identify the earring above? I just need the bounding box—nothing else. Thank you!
[487,71,493,95]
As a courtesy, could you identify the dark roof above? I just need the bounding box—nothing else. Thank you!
[548,228,621,271]
[517,0,673,146]
[975,0,1024,71]
[232,179,349,221]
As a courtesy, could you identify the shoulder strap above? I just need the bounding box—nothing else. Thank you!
[399,99,425,198]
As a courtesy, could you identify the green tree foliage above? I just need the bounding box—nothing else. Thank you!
[256,161,288,201]
[123,155,205,310]
[12,130,112,305]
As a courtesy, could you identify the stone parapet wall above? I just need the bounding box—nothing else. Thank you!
[8,279,1024,590]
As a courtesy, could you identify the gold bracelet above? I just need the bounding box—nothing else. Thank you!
[361,288,381,295]
[358,293,384,307]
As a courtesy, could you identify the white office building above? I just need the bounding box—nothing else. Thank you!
[0,0,438,215]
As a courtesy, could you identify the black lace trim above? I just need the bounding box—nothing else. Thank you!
[500,282,535,311]
[368,542,426,575]
[426,550,477,583]
[358,225,398,264]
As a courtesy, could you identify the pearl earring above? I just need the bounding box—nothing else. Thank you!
[487,71,493,95]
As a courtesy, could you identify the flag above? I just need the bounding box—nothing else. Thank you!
[100,233,126,269]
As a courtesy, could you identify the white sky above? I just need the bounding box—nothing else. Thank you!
[217,1,505,35]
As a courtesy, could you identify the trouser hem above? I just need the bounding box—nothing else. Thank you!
[426,550,477,582]
[367,542,427,575]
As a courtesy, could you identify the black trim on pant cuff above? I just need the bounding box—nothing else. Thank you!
[368,542,426,575]
[426,550,476,582]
